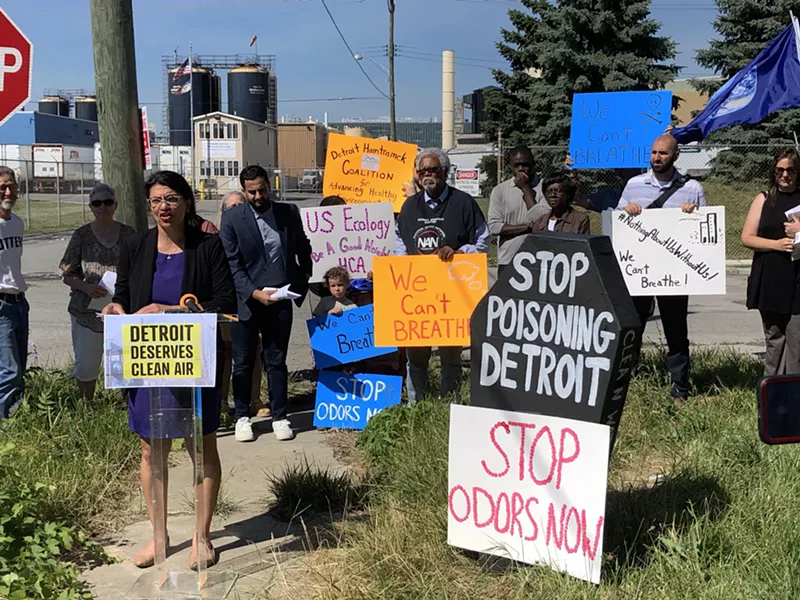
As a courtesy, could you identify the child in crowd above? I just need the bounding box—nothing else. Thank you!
[312,266,357,318]
[531,172,590,234]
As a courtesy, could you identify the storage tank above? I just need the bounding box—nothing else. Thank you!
[228,65,269,124]
[168,65,216,146]
[74,96,98,121]
[38,96,69,117]
[268,73,278,126]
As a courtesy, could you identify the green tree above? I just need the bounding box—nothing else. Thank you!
[691,1,800,183]
[484,0,678,152]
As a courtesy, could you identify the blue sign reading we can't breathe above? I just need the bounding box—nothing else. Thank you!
[314,371,403,430]
[306,304,396,369]
[569,90,673,169]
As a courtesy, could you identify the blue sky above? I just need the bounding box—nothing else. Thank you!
[5,0,719,127]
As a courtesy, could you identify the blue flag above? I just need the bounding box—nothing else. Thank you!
[673,15,800,144]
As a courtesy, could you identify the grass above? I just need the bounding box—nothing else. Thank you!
[266,458,366,524]
[0,368,140,532]
[301,348,800,599]
[17,198,91,234]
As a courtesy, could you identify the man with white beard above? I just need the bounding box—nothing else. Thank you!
[0,166,29,418]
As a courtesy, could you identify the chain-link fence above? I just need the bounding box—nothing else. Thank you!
[479,144,776,260]
[2,159,98,233]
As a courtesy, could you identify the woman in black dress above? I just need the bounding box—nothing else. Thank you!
[742,148,800,375]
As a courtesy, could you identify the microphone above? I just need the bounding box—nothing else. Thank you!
[180,294,203,313]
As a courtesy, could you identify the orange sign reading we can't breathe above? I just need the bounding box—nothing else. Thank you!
[373,254,488,347]
[323,133,417,213]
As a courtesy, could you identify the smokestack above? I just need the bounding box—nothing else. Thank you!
[442,50,455,150]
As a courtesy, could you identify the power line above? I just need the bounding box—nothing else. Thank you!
[319,0,390,99]
[395,52,497,71]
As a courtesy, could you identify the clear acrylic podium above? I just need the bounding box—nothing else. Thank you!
[103,312,238,599]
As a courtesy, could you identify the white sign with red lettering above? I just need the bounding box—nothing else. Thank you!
[447,404,609,584]
[454,169,480,196]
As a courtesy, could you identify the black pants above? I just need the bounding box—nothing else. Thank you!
[230,300,293,421]
[633,295,690,399]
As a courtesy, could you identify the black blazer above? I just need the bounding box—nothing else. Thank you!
[113,226,237,315]
[219,201,313,321]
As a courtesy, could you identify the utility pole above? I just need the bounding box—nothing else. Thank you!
[497,127,503,184]
[89,0,147,230]
[388,0,397,141]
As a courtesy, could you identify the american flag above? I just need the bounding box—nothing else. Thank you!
[171,82,192,95]
[172,58,191,82]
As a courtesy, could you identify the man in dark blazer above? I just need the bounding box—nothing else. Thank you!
[220,165,312,442]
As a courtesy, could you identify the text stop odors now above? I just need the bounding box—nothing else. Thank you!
[447,404,610,584]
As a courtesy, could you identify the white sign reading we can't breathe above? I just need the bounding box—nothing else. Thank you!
[602,206,726,296]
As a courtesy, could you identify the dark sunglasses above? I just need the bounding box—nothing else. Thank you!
[417,167,443,177]
[776,167,797,176]
[90,198,115,208]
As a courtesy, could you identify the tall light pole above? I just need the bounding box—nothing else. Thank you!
[388,0,397,141]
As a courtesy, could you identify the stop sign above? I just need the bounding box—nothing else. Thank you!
[0,9,32,127]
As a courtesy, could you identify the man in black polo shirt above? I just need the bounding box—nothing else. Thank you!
[395,148,489,402]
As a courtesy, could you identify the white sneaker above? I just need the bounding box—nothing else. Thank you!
[272,419,295,441]
[235,417,255,442]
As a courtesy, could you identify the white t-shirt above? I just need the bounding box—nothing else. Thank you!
[0,214,27,294]
[547,219,557,232]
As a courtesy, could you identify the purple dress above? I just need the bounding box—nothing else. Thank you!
[127,252,222,439]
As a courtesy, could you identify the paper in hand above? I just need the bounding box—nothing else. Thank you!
[88,271,118,311]
[263,284,301,301]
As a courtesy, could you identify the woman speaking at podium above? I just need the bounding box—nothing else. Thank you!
[103,171,236,570]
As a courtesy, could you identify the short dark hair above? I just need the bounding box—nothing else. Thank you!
[145,170,202,228]
[542,172,577,205]
[239,165,270,188]
[510,146,534,162]
[324,266,350,285]
[0,166,15,181]
[320,195,346,207]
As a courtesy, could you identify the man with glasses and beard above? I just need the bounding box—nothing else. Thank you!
[487,146,551,277]
[0,166,28,419]
[394,148,489,402]
[617,134,707,406]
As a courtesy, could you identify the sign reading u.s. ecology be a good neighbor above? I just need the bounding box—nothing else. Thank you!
[602,206,726,296]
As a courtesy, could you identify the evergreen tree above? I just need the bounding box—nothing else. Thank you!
[691,1,800,183]
[484,0,678,153]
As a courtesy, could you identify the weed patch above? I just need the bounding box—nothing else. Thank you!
[308,348,800,599]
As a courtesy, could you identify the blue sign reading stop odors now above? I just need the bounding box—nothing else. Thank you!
[314,371,402,430]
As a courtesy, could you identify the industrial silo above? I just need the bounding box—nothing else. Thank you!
[168,65,215,146]
[74,96,98,121]
[38,96,69,117]
[228,65,269,123]
[211,73,222,114]
[268,73,278,125]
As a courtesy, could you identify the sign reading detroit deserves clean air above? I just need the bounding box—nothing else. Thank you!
[104,314,217,389]
[323,133,417,213]
[569,90,673,169]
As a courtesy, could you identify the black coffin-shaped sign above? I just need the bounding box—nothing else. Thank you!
[470,233,642,439]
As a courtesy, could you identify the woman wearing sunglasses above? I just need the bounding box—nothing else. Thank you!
[58,183,135,400]
[743,148,800,375]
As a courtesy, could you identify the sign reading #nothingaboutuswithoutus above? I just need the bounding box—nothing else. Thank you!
[602,206,727,296]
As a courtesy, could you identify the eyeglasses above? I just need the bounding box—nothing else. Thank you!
[776,167,797,176]
[90,198,115,208]
[417,167,443,177]
[0,183,17,194]
[148,195,183,208]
